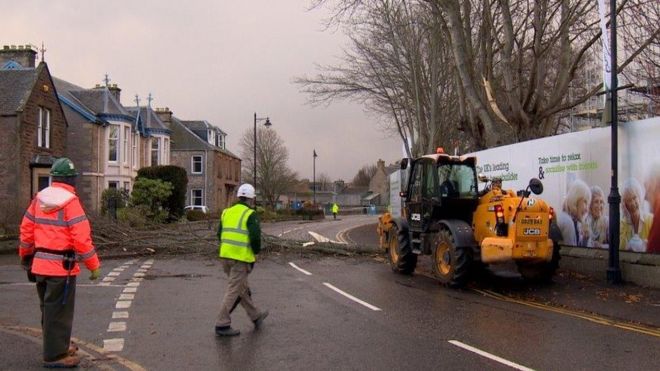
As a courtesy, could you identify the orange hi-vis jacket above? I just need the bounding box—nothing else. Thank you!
[19,182,100,276]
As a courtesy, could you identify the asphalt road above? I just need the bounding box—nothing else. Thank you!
[1,215,658,370]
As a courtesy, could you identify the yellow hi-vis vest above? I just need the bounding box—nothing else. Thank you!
[219,203,256,263]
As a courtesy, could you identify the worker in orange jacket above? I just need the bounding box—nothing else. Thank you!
[19,158,101,368]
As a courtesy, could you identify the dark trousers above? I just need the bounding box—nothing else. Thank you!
[36,275,76,362]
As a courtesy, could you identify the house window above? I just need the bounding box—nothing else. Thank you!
[123,182,130,190]
[108,181,119,189]
[191,189,203,206]
[37,107,51,148]
[132,132,138,168]
[191,155,203,174]
[108,126,119,162]
[123,127,130,165]
[151,137,160,166]
[163,138,170,164]
[218,134,224,149]
[38,176,51,191]
[208,130,215,145]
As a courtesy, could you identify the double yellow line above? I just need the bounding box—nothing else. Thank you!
[473,288,660,338]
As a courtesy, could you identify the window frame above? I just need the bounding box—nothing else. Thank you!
[191,155,203,174]
[191,189,203,206]
[108,125,119,163]
[150,137,160,166]
[36,107,51,148]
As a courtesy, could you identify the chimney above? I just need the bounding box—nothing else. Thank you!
[155,107,173,129]
[0,45,37,68]
[108,83,121,103]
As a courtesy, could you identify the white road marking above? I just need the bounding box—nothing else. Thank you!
[133,272,145,277]
[126,282,140,287]
[108,322,127,332]
[116,301,132,309]
[108,272,121,277]
[119,294,135,300]
[136,269,147,273]
[103,338,124,352]
[448,340,535,371]
[112,311,129,319]
[123,287,137,293]
[130,277,144,282]
[323,282,382,311]
[302,241,315,247]
[114,268,125,272]
[102,276,116,282]
[145,259,154,264]
[140,265,151,269]
[288,262,312,276]
[309,231,331,243]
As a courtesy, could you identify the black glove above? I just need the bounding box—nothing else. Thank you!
[21,255,36,283]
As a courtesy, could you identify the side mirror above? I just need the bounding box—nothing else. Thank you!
[478,173,488,183]
[400,158,409,170]
[528,178,543,195]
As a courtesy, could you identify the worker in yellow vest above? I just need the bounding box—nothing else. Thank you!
[215,184,268,336]
[332,202,339,220]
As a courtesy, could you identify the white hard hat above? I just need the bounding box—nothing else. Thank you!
[237,184,256,199]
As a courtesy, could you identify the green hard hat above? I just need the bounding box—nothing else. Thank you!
[50,157,79,177]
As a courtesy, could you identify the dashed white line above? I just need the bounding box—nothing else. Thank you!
[322,282,382,311]
[108,272,121,277]
[123,287,137,293]
[102,277,116,282]
[288,262,312,276]
[112,311,129,319]
[119,294,135,300]
[108,322,127,332]
[103,338,124,352]
[116,301,132,309]
[448,340,535,371]
[126,282,140,287]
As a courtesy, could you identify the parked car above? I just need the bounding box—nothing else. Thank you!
[184,205,209,214]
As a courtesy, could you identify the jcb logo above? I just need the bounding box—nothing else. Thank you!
[411,213,421,221]
[523,228,541,236]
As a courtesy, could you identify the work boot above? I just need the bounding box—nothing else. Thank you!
[68,342,79,356]
[253,310,269,329]
[215,326,240,337]
[43,355,80,368]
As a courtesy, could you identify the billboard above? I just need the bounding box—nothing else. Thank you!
[469,117,660,253]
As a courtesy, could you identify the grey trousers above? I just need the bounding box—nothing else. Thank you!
[36,275,76,362]
[216,259,259,327]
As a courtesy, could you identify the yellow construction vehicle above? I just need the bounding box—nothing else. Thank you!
[378,149,560,287]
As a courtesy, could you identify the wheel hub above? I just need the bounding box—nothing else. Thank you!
[436,243,451,275]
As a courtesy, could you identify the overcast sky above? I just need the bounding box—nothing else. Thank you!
[4,0,402,181]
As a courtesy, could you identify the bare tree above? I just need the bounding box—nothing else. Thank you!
[240,127,298,209]
[298,0,461,156]
[352,164,378,186]
[303,0,659,152]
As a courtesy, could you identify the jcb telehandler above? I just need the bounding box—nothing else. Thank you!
[379,149,561,287]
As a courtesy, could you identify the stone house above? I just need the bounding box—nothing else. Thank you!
[155,109,240,214]
[55,78,166,213]
[0,45,67,231]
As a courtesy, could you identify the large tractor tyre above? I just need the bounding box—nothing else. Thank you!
[432,230,472,288]
[387,224,417,275]
[517,241,561,283]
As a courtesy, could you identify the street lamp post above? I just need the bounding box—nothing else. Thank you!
[253,112,271,203]
[313,150,318,205]
[607,0,622,284]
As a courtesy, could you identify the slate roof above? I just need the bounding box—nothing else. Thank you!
[125,106,171,134]
[170,116,239,159]
[0,66,40,115]
[52,77,100,123]
[69,88,130,117]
